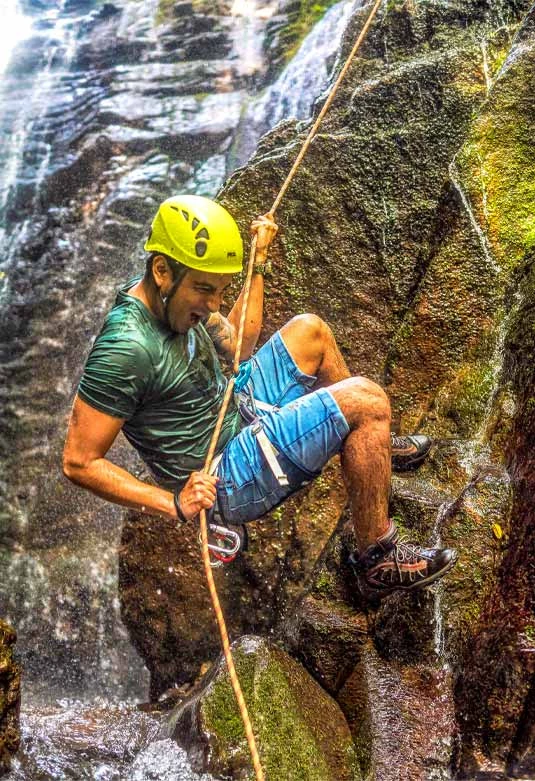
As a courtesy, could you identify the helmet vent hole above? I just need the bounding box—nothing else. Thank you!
[170,206,179,212]
[192,218,199,230]
[181,210,189,221]
[196,228,209,240]
[195,241,207,258]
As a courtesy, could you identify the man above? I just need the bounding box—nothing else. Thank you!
[63,194,456,594]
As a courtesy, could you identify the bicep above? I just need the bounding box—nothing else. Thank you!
[64,395,125,467]
[204,313,236,361]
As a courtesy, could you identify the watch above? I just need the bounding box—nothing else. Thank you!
[253,259,272,276]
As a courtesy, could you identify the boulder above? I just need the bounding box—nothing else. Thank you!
[167,635,362,780]
[119,460,346,699]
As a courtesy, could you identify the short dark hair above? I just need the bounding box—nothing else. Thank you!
[145,252,189,284]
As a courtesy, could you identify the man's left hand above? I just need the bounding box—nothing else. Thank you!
[250,212,278,258]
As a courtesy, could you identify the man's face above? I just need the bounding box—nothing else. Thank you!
[166,268,233,333]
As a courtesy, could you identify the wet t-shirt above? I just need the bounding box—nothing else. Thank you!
[77,278,240,489]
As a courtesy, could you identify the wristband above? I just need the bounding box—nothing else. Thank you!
[253,259,272,276]
[174,492,189,524]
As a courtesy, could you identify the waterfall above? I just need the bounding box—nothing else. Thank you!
[0,0,33,76]
[0,0,82,300]
[233,0,358,167]
[0,0,283,711]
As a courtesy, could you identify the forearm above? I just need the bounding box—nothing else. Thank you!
[64,456,175,519]
[227,271,264,360]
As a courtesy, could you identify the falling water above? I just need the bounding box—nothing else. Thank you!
[233,0,358,166]
[431,502,451,661]
[0,0,80,301]
[229,0,278,79]
[0,0,33,76]
[448,155,499,274]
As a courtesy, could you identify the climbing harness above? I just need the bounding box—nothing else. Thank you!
[235,374,289,489]
[197,1,385,778]
[204,392,288,568]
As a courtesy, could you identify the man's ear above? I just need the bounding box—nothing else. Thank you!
[151,254,171,288]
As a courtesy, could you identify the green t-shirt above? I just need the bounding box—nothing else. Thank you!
[78,278,241,489]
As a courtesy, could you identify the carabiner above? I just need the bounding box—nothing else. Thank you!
[200,524,242,567]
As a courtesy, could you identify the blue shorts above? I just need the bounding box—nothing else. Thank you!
[215,331,349,524]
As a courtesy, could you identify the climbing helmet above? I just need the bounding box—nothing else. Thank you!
[144,194,243,274]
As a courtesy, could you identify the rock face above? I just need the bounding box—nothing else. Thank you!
[0,620,21,776]
[1,0,535,777]
[0,0,285,699]
[167,635,361,780]
[119,461,346,700]
[218,0,535,776]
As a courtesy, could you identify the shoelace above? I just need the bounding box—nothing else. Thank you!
[390,535,428,581]
[391,434,412,450]
[395,541,424,562]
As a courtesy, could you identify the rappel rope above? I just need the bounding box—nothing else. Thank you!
[198,0,384,778]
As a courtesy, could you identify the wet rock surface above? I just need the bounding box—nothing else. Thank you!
[1,0,535,778]
[0,621,20,776]
[167,635,361,780]
[120,460,346,699]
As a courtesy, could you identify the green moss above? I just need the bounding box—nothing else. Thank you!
[313,569,337,597]
[155,0,220,22]
[204,655,254,748]
[458,51,535,271]
[435,361,495,436]
[524,623,535,643]
[155,0,176,25]
[202,645,358,780]
[279,0,340,66]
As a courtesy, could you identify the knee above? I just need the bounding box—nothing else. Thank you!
[332,376,391,427]
[285,313,330,347]
[353,376,390,417]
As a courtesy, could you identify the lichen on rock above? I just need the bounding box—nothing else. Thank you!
[167,635,362,780]
[0,619,21,776]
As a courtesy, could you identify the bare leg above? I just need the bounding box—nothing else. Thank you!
[280,315,390,548]
[329,377,391,550]
[280,313,350,386]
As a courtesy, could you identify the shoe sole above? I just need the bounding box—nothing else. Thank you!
[359,550,458,600]
[392,442,433,473]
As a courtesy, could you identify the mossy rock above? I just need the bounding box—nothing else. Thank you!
[167,635,362,780]
[0,619,21,775]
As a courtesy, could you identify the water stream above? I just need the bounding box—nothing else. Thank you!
[448,155,499,275]
[7,699,215,781]
[233,0,358,166]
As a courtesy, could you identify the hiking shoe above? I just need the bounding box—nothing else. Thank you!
[391,433,432,472]
[349,521,457,596]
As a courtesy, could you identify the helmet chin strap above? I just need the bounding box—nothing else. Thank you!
[160,269,187,328]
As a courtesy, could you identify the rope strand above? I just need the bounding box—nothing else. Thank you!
[198,2,384,778]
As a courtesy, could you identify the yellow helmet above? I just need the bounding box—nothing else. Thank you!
[144,195,243,274]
